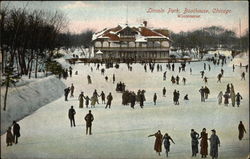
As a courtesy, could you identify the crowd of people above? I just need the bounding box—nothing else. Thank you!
[6,52,248,159]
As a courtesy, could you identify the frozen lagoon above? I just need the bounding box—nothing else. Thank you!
[1,56,249,159]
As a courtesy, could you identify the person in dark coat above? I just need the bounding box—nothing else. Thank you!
[217,73,222,83]
[204,86,210,99]
[78,92,84,108]
[148,130,163,156]
[199,128,208,158]
[184,94,189,100]
[173,90,177,105]
[209,129,220,159]
[100,91,105,104]
[241,72,245,80]
[139,93,144,108]
[238,121,247,140]
[176,75,180,85]
[68,106,76,127]
[235,92,243,107]
[191,129,199,157]
[182,77,186,85]
[64,87,70,101]
[84,96,90,108]
[130,92,136,109]
[105,93,113,109]
[153,93,157,105]
[163,87,166,97]
[6,127,14,146]
[176,91,180,105]
[85,110,94,135]
[223,92,230,106]
[12,121,20,144]
[199,87,205,102]
[200,71,205,78]
[112,74,115,83]
[162,133,175,157]
[70,84,74,97]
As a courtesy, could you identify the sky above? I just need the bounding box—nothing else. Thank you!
[2,1,249,36]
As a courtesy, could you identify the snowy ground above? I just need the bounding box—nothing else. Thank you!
[1,53,249,159]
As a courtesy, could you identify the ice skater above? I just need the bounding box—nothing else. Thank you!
[68,106,76,127]
[12,121,20,144]
[191,129,199,157]
[85,110,94,135]
[162,133,175,157]
[148,130,163,156]
[238,121,247,140]
[209,129,220,159]
[153,93,157,105]
[105,93,113,109]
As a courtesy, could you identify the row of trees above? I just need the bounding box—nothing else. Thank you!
[170,26,248,52]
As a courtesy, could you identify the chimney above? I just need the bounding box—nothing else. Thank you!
[143,21,147,27]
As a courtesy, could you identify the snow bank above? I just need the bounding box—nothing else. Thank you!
[0,76,66,135]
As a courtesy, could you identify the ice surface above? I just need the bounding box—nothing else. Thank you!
[1,53,249,159]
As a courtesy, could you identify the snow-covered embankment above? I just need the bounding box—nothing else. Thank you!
[1,76,66,135]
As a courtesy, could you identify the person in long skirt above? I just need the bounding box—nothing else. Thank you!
[153,93,157,105]
[209,129,220,159]
[217,91,223,105]
[162,133,175,157]
[78,92,84,108]
[148,130,163,156]
[163,87,166,97]
[230,84,236,107]
[191,129,199,157]
[199,128,208,158]
[238,121,247,140]
[235,92,243,107]
[6,127,14,146]
[223,92,230,106]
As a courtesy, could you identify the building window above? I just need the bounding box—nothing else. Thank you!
[95,41,102,47]
[103,41,109,47]
[161,41,169,47]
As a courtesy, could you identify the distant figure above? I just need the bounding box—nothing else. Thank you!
[182,77,186,85]
[75,71,78,75]
[105,93,113,109]
[84,96,90,108]
[190,68,192,75]
[200,71,205,78]
[68,106,76,127]
[64,87,70,101]
[87,75,92,84]
[199,128,208,158]
[105,76,108,81]
[148,130,163,156]
[223,92,230,106]
[85,110,94,135]
[241,72,245,80]
[78,92,84,108]
[217,91,223,105]
[203,77,208,84]
[209,129,220,159]
[232,64,235,72]
[199,86,205,102]
[12,121,20,144]
[153,93,157,105]
[230,84,235,107]
[191,129,199,157]
[70,84,75,97]
[113,74,115,83]
[100,91,105,104]
[217,73,222,83]
[162,133,175,157]
[246,65,248,72]
[163,87,166,97]
[6,127,14,146]
[184,94,189,100]
[235,92,243,107]
[238,121,247,140]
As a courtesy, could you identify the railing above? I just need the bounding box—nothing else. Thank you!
[94,47,169,51]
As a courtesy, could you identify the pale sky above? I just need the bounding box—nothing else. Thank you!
[2,1,249,36]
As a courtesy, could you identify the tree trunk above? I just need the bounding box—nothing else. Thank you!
[35,54,38,78]
[3,75,9,111]
[28,60,33,79]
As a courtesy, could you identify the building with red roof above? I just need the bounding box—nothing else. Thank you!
[91,21,171,60]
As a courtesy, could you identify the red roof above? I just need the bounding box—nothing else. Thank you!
[139,27,161,36]
[103,32,120,41]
